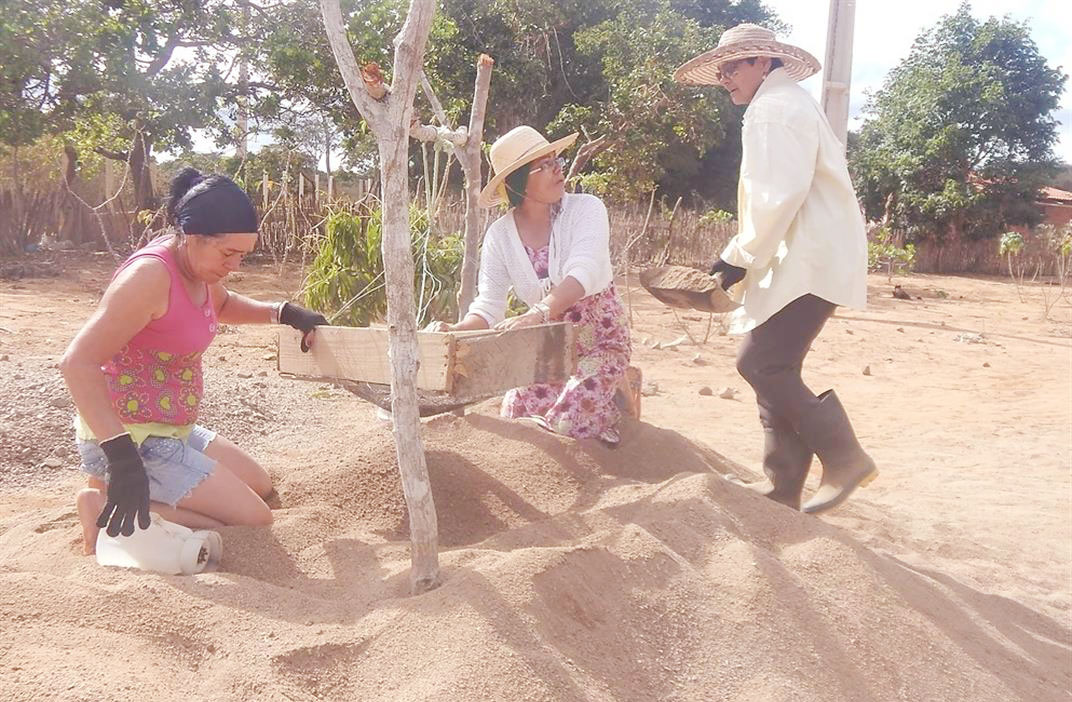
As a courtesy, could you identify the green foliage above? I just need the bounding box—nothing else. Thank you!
[698,208,734,226]
[3,0,236,146]
[851,3,1066,245]
[546,5,726,199]
[304,201,462,327]
[998,231,1025,257]
[867,227,917,279]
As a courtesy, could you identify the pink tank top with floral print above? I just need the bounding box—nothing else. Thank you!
[103,241,217,426]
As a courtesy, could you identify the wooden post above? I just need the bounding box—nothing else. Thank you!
[314,172,321,205]
[455,54,494,320]
[298,172,305,201]
[262,171,269,211]
[321,0,441,593]
[327,174,335,202]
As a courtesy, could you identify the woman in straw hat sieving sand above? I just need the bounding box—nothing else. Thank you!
[673,24,876,513]
[426,126,630,447]
[61,168,328,552]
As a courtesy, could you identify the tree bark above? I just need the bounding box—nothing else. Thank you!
[456,54,494,320]
[379,137,439,592]
[59,143,82,244]
[321,0,440,593]
[565,134,608,189]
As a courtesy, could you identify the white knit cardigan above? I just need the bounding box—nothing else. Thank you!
[467,193,614,326]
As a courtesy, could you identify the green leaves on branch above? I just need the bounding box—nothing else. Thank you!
[998,231,1024,257]
[304,201,462,327]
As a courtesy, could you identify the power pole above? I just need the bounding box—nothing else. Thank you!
[236,5,250,163]
[821,0,856,152]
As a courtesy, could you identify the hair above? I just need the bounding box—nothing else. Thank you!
[504,163,531,208]
[166,166,258,236]
[166,166,205,224]
[745,56,784,72]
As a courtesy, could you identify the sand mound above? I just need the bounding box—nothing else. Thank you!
[1,410,1068,701]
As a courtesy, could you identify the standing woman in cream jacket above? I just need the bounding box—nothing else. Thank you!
[675,24,876,513]
[427,126,630,446]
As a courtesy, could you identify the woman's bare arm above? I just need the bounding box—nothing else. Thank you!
[60,260,170,440]
[211,283,276,325]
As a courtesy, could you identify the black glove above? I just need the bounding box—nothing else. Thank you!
[95,433,151,537]
[280,302,328,352]
[709,258,747,291]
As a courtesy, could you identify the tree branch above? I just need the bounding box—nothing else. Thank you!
[420,71,449,125]
[320,0,392,134]
[386,0,437,122]
[94,146,130,161]
[144,33,182,78]
[462,54,494,164]
[409,120,468,146]
[566,134,609,185]
[456,53,495,320]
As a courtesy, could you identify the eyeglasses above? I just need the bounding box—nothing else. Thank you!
[530,156,566,175]
[712,58,752,84]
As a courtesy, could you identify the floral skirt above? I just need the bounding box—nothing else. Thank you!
[501,284,631,440]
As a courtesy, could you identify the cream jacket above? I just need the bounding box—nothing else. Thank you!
[467,193,614,326]
[721,68,868,334]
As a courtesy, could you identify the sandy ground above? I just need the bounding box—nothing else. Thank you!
[0,252,1069,701]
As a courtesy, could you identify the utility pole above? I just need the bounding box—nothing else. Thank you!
[821,0,856,152]
[236,5,250,163]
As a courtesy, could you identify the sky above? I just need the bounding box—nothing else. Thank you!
[764,0,1072,162]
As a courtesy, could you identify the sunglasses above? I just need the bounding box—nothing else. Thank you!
[712,58,753,83]
[530,156,566,175]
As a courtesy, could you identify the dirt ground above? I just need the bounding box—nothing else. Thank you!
[0,253,1069,701]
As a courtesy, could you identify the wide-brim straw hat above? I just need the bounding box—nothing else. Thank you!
[478,126,578,208]
[673,23,820,85]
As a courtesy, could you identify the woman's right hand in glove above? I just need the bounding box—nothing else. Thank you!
[95,433,152,537]
[709,258,747,291]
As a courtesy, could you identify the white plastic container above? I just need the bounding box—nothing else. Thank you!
[96,514,222,575]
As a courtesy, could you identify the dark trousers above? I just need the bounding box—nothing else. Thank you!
[736,294,835,434]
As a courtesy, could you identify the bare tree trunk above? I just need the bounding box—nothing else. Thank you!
[129,130,156,214]
[59,144,84,244]
[456,54,494,320]
[321,0,440,593]
[324,117,333,179]
[10,146,25,252]
[379,138,439,591]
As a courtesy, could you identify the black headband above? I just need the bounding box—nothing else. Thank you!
[175,177,258,236]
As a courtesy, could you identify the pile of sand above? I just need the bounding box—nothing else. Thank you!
[0,410,1067,701]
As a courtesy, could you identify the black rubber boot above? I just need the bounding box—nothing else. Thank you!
[744,408,813,510]
[798,390,878,514]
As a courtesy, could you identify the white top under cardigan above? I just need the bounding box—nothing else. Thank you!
[467,193,614,326]
[720,68,868,334]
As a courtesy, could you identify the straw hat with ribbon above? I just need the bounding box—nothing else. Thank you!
[673,23,820,85]
[478,126,578,208]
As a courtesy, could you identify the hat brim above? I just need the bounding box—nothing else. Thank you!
[673,41,820,84]
[478,132,579,208]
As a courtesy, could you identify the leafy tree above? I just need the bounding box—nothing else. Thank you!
[549,4,727,199]
[2,0,239,211]
[851,2,1066,253]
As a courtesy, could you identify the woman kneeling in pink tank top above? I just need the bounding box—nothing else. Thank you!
[61,168,327,553]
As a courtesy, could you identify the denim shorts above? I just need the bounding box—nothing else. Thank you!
[77,425,218,507]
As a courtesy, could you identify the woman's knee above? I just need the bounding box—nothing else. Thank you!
[202,435,273,498]
[180,468,273,527]
[234,499,273,527]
